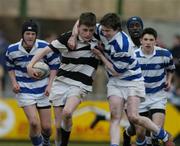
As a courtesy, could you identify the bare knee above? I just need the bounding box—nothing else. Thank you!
[29,119,40,129]
[62,109,72,120]
[128,113,139,124]
[110,110,121,123]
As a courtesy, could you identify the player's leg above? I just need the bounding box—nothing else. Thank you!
[123,110,136,146]
[60,95,81,146]
[109,95,125,146]
[37,94,52,146]
[53,106,63,146]
[135,112,149,146]
[38,107,52,146]
[23,105,42,146]
[126,96,174,145]
[149,94,169,146]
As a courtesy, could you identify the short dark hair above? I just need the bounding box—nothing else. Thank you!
[141,27,157,39]
[79,12,96,27]
[100,13,122,31]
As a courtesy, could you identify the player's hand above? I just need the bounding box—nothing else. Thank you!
[12,82,20,93]
[164,81,171,91]
[67,36,77,50]
[27,63,41,79]
[92,47,103,58]
[44,84,51,96]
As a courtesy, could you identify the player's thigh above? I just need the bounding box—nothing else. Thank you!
[23,105,40,124]
[150,96,167,127]
[108,96,125,118]
[63,87,87,114]
[126,96,141,118]
[38,107,52,128]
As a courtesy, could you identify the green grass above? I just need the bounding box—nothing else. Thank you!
[0,141,109,146]
[0,141,180,146]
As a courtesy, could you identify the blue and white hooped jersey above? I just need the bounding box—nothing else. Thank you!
[135,46,175,94]
[96,24,144,83]
[6,39,60,97]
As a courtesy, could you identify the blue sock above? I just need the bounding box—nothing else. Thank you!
[110,144,118,146]
[31,135,42,146]
[153,128,167,140]
[136,138,146,146]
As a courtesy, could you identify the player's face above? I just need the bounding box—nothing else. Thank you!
[78,24,95,42]
[101,26,118,41]
[141,34,156,52]
[128,21,143,38]
[23,31,37,48]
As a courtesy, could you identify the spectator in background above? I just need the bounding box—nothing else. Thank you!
[169,34,180,111]
[171,35,180,89]
[0,31,9,96]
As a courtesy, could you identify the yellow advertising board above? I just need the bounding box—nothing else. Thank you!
[0,99,180,141]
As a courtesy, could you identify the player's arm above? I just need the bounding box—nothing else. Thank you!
[67,20,79,49]
[6,50,20,93]
[44,50,60,96]
[8,70,20,93]
[27,46,52,78]
[164,50,175,91]
[164,72,174,91]
[92,47,119,76]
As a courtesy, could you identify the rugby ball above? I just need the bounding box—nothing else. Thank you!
[33,62,50,79]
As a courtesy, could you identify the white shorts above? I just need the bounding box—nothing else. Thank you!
[107,80,145,101]
[49,81,88,107]
[139,91,168,113]
[16,93,51,107]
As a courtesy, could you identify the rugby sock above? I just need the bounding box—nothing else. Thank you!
[55,128,62,146]
[55,140,61,146]
[42,132,50,146]
[110,144,119,146]
[153,128,168,142]
[60,128,71,146]
[146,136,152,146]
[136,138,146,146]
[31,135,43,146]
[123,130,131,146]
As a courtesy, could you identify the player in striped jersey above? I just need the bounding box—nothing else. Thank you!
[134,27,175,146]
[92,13,175,146]
[123,16,144,146]
[6,20,60,146]
[27,12,99,146]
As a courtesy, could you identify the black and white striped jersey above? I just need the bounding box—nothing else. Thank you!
[49,32,99,91]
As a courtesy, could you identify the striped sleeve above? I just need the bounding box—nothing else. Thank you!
[164,50,175,72]
[6,47,15,71]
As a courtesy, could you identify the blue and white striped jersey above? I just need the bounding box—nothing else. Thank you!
[135,46,175,94]
[6,39,60,97]
[96,24,144,83]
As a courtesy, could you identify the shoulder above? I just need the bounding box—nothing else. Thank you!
[155,46,172,57]
[36,39,49,48]
[7,41,20,53]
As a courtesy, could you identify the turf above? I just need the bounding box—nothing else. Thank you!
[0,141,109,146]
